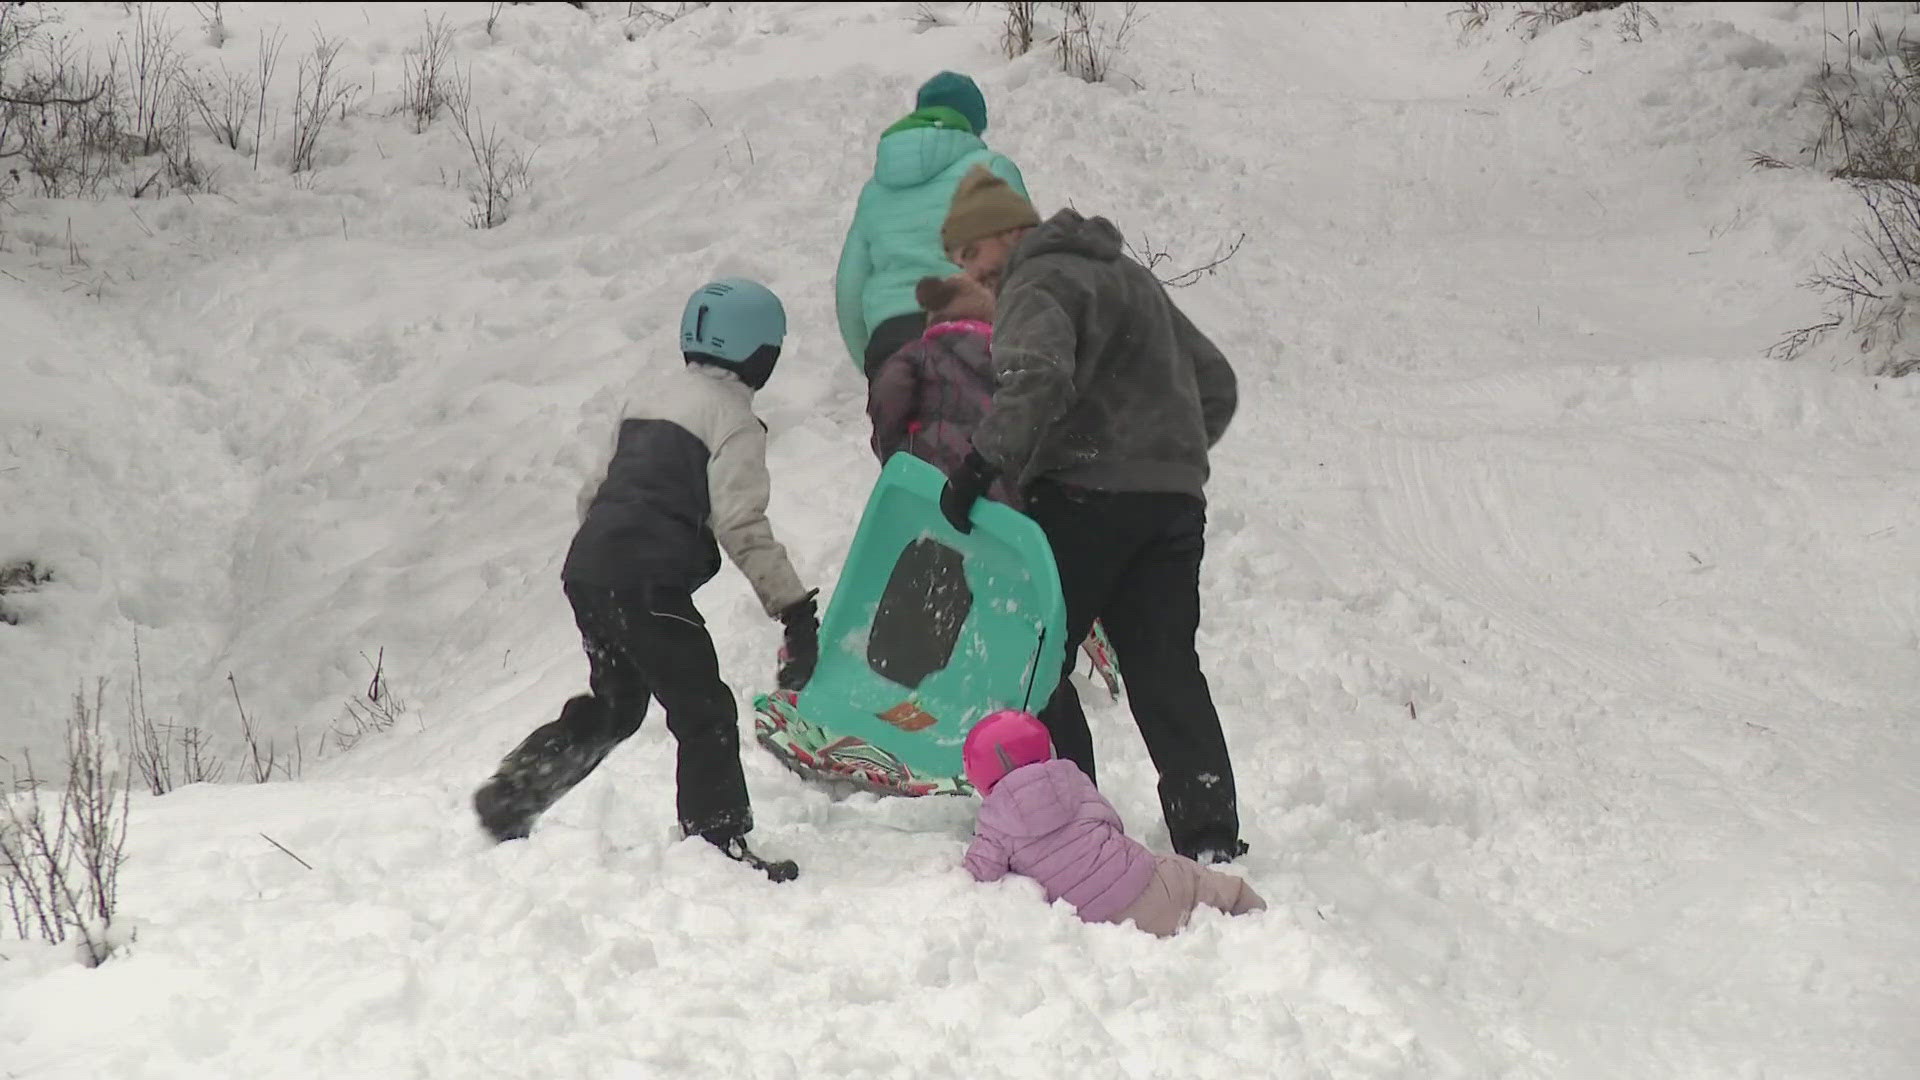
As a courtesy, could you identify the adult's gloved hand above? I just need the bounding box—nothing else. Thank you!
[776,590,820,691]
[939,451,999,534]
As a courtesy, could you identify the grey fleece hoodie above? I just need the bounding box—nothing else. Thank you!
[971,209,1237,499]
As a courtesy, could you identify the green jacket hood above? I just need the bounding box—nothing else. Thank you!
[882,105,975,138]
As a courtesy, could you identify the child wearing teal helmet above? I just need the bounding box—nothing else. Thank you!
[473,278,818,882]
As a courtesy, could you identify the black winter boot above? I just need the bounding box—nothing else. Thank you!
[708,834,799,883]
[1187,839,1251,866]
[473,696,619,842]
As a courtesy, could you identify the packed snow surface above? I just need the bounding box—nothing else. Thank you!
[2,3,1916,1078]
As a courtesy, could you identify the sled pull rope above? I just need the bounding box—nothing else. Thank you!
[1021,624,1048,713]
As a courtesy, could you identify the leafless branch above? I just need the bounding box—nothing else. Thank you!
[1125,231,1247,288]
[259,833,313,871]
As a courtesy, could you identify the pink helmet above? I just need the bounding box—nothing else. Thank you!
[962,710,1053,795]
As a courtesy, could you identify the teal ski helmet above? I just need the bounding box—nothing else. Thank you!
[680,277,786,389]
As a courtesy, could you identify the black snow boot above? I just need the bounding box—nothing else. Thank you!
[1187,838,1251,866]
[708,834,799,883]
[473,696,619,842]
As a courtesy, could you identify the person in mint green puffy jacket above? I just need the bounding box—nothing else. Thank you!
[836,71,1029,379]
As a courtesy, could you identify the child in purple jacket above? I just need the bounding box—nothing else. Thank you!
[961,710,1266,937]
[866,272,1019,507]
[868,273,1122,694]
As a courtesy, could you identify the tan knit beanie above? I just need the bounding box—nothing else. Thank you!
[941,164,1039,252]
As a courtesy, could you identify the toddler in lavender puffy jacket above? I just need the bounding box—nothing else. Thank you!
[961,710,1266,937]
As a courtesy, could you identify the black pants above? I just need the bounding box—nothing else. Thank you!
[862,312,927,381]
[1024,481,1240,858]
[529,583,751,839]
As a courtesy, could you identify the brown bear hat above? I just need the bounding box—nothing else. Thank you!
[915,272,996,325]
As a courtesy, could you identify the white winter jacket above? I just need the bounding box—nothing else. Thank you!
[561,364,808,619]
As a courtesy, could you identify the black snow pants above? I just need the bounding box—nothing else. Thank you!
[493,583,751,841]
[1023,480,1242,860]
[861,312,928,381]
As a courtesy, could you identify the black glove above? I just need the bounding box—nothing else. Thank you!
[939,451,999,534]
[775,590,820,691]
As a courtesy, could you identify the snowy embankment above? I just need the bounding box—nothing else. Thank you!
[3,3,1917,1078]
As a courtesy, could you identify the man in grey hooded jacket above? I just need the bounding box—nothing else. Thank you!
[936,166,1247,864]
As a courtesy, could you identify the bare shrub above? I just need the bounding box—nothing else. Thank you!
[0,559,52,625]
[622,2,714,40]
[288,31,357,174]
[1768,22,1920,376]
[182,64,249,150]
[57,685,129,947]
[330,648,411,754]
[2,682,133,967]
[165,134,211,195]
[1451,2,1655,43]
[228,673,299,783]
[448,65,532,229]
[189,1,226,48]
[399,12,454,134]
[252,27,284,172]
[125,645,168,796]
[1512,3,1584,39]
[1,3,209,203]
[0,0,43,59]
[0,0,49,112]
[3,28,125,200]
[1772,179,1920,377]
[0,559,51,593]
[999,1,1040,59]
[1054,1,1142,84]
[110,2,182,157]
[133,87,214,198]
[1802,25,1920,183]
[129,711,226,795]
[1511,3,1641,40]
[993,3,1141,83]
[1611,2,1656,43]
[127,636,224,796]
[1125,230,1247,288]
[1448,2,1500,42]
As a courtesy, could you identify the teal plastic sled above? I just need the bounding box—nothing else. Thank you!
[753,453,1068,797]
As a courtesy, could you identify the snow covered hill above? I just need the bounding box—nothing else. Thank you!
[3,3,1917,1077]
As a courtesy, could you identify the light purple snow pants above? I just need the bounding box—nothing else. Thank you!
[1112,853,1267,937]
